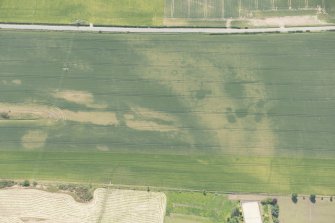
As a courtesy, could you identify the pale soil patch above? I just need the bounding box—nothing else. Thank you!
[250,15,326,27]
[21,130,48,149]
[64,110,118,126]
[132,107,176,122]
[1,79,22,86]
[0,103,65,121]
[163,18,226,27]
[141,49,277,156]
[124,108,178,132]
[0,188,167,223]
[52,90,107,109]
[0,103,118,126]
[96,145,109,151]
[125,118,178,132]
[12,79,22,85]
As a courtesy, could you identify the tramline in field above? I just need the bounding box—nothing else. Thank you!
[164,0,327,19]
[1,31,335,195]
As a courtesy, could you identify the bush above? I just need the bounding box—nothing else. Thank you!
[310,194,316,203]
[271,204,279,218]
[0,180,15,189]
[291,193,298,203]
[58,184,93,202]
[272,198,278,205]
[231,207,240,218]
[0,112,10,119]
[21,180,30,187]
[227,216,240,223]
[330,196,333,202]
[261,198,277,205]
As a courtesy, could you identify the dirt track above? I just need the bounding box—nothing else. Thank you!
[1,23,335,34]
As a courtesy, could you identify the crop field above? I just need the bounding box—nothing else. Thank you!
[164,0,329,19]
[0,0,164,26]
[278,195,335,223]
[1,31,335,195]
[0,188,166,223]
[165,191,238,222]
[0,0,334,27]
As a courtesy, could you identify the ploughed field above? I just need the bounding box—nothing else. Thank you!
[0,31,335,194]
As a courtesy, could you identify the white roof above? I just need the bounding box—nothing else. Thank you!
[242,201,263,223]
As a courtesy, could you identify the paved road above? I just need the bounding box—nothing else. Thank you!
[1,23,335,34]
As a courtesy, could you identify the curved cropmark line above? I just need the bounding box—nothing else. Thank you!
[24,105,66,122]
[49,106,66,121]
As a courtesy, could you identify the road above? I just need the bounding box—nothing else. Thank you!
[1,23,335,34]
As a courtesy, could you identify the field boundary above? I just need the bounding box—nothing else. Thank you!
[1,23,335,34]
[2,178,333,198]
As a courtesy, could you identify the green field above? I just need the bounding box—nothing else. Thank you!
[164,0,333,19]
[0,0,164,26]
[0,0,335,26]
[1,31,335,195]
[165,191,238,223]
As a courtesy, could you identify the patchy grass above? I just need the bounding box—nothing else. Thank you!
[0,0,164,26]
[278,195,335,223]
[58,184,94,202]
[1,151,335,194]
[165,191,239,223]
[0,180,15,189]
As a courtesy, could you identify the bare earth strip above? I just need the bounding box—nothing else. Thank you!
[250,15,327,27]
[0,188,166,223]
[124,107,179,132]
[0,103,118,126]
[52,90,107,109]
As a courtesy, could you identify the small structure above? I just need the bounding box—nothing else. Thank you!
[241,201,263,223]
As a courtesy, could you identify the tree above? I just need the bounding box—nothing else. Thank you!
[272,198,278,205]
[261,198,277,205]
[291,193,298,203]
[231,207,240,218]
[271,204,279,218]
[0,112,10,119]
[22,180,30,187]
[310,194,316,203]
[227,216,240,223]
